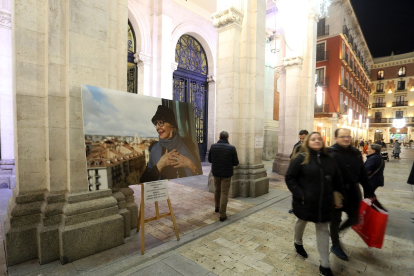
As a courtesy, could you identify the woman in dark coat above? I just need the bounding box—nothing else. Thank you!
[140,105,202,182]
[364,143,385,193]
[286,132,343,276]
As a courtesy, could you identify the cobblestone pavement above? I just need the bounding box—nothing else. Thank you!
[2,147,414,275]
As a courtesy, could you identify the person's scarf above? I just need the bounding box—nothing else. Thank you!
[147,133,196,178]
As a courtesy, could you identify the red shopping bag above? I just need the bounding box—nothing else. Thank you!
[351,199,388,249]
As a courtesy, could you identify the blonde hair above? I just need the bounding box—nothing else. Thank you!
[292,132,327,165]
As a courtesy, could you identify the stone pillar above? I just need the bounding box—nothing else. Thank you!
[0,0,15,189]
[4,0,128,266]
[205,75,216,162]
[263,38,278,161]
[153,0,173,99]
[273,0,319,175]
[329,115,338,145]
[135,52,151,96]
[209,0,269,198]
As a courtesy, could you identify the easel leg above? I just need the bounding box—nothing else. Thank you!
[155,202,160,219]
[140,185,145,254]
[137,205,141,232]
[167,198,180,241]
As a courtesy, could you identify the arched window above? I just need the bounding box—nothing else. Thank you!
[377,70,384,80]
[127,21,137,93]
[173,35,208,159]
[398,66,406,77]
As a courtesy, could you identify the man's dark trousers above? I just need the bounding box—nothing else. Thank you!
[214,177,231,219]
[330,208,359,247]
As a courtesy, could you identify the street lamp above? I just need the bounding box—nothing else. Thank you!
[316,86,323,106]
[348,108,352,125]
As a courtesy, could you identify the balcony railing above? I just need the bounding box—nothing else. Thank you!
[393,101,408,107]
[343,25,349,39]
[370,117,412,124]
[341,78,348,89]
[371,103,386,108]
[314,103,329,113]
[376,88,384,93]
[317,25,329,37]
[316,50,329,62]
[316,77,329,87]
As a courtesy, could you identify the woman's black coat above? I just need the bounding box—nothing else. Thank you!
[285,150,343,223]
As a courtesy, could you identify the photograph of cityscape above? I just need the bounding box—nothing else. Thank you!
[81,85,202,191]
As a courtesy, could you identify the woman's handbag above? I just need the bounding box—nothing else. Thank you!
[351,199,388,249]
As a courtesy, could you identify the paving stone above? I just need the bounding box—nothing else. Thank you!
[162,253,210,276]
[131,262,183,276]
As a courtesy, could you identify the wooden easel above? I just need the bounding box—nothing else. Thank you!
[136,183,180,254]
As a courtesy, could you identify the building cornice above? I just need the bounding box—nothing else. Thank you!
[212,7,243,28]
[0,9,11,29]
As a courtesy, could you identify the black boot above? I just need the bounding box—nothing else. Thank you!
[294,243,308,258]
[319,265,334,276]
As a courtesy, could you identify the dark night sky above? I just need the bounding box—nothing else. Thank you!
[350,0,414,58]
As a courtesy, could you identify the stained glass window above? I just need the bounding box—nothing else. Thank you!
[173,35,208,159]
[175,35,208,76]
[127,21,137,94]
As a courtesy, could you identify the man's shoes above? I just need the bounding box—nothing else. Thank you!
[219,217,227,222]
[288,209,294,214]
[294,243,308,258]
[330,245,349,261]
[215,208,219,213]
[319,265,335,276]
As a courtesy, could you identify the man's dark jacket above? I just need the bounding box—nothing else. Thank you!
[364,152,384,189]
[328,144,375,212]
[208,139,239,178]
[290,141,302,158]
[286,150,343,223]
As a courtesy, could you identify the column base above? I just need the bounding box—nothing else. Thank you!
[208,164,269,198]
[272,153,291,176]
[3,189,126,266]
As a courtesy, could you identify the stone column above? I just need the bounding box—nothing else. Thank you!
[209,0,269,198]
[0,0,15,189]
[153,0,173,99]
[263,37,278,160]
[4,0,128,266]
[329,115,338,144]
[205,75,216,162]
[135,52,151,96]
[273,1,319,175]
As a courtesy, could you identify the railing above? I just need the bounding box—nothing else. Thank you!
[316,50,329,62]
[369,118,387,123]
[350,60,354,70]
[376,88,384,93]
[317,25,329,37]
[314,103,329,113]
[343,25,349,39]
[371,103,386,108]
[342,78,348,89]
[371,117,413,124]
[316,77,329,87]
[393,101,408,107]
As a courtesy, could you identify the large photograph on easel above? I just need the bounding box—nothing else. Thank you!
[81,85,203,191]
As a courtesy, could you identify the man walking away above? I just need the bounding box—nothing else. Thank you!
[329,128,376,261]
[208,131,239,222]
[359,139,364,151]
[381,139,387,149]
[365,143,385,193]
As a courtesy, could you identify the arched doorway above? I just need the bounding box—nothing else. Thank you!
[173,35,208,160]
[127,21,137,93]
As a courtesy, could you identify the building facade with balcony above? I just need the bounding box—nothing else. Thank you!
[314,0,373,145]
[368,51,414,142]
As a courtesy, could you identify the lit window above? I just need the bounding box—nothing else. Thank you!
[398,67,406,77]
[377,70,384,80]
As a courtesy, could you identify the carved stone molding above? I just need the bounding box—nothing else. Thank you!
[0,10,11,29]
[212,7,243,28]
[171,62,178,72]
[134,53,151,64]
[283,56,303,68]
[207,75,216,82]
[274,64,286,74]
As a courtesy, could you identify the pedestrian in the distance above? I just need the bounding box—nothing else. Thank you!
[208,131,239,222]
[394,139,401,159]
[286,132,343,276]
[359,139,365,151]
[365,143,385,193]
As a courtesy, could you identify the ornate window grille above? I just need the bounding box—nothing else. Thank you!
[127,21,137,93]
[173,35,208,159]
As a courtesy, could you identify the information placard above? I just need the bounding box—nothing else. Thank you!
[143,180,169,204]
[255,136,264,148]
